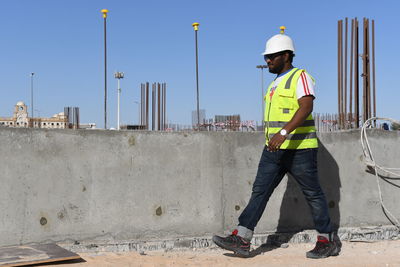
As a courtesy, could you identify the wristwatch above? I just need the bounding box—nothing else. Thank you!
[279,129,288,137]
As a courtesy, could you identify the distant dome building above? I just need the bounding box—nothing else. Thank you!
[0,101,68,129]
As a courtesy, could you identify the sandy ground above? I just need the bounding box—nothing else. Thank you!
[39,240,400,267]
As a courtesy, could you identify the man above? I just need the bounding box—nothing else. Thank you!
[212,27,341,259]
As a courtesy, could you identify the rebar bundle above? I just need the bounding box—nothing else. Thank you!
[337,17,376,129]
[140,82,167,131]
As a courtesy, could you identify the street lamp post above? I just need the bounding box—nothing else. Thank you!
[101,9,109,129]
[114,72,124,130]
[30,72,35,118]
[256,65,268,128]
[192,22,200,130]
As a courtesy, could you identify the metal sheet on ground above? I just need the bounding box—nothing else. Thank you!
[0,243,80,266]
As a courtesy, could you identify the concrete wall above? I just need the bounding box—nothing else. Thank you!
[0,128,399,246]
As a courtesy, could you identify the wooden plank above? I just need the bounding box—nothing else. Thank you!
[0,243,80,267]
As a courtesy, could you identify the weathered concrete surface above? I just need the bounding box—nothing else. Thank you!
[0,128,399,247]
[61,226,399,254]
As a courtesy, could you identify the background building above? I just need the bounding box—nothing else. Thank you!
[0,101,68,129]
[191,109,206,126]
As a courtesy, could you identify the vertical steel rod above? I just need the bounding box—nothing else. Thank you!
[160,83,163,130]
[366,19,372,120]
[158,83,161,131]
[152,83,155,131]
[143,83,145,126]
[349,19,354,127]
[344,18,348,128]
[340,20,344,129]
[140,83,145,125]
[337,20,341,128]
[141,84,144,126]
[362,18,367,123]
[143,84,145,126]
[163,83,166,131]
[160,83,162,130]
[146,82,149,130]
[372,19,376,121]
[355,18,360,128]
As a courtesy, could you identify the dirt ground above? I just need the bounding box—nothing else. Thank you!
[41,240,400,267]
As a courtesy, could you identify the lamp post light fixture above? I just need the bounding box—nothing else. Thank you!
[30,72,35,118]
[256,65,268,128]
[101,9,109,129]
[192,22,200,130]
[114,71,124,130]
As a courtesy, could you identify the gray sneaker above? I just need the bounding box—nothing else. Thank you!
[212,229,251,257]
[306,235,341,259]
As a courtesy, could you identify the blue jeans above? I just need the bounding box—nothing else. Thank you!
[238,146,332,234]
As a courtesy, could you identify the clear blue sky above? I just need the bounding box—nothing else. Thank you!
[0,0,398,128]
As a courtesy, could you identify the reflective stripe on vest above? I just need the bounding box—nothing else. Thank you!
[264,68,318,149]
[268,120,315,128]
[284,69,300,89]
[268,132,317,141]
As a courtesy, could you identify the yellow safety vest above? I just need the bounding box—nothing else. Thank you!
[264,68,318,149]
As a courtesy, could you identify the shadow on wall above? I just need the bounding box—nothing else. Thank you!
[318,141,341,230]
[279,141,340,232]
[250,140,341,256]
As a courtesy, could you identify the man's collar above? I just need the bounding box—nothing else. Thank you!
[276,67,295,78]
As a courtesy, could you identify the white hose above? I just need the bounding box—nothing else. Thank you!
[360,117,400,228]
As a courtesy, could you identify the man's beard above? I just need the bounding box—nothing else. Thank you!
[268,66,282,74]
[268,68,278,74]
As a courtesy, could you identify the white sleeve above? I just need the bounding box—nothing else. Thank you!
[296,71,315,99]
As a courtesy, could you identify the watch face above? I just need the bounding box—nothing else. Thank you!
[280,129,287,136]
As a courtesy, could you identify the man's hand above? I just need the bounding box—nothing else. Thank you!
[267,133,286,152]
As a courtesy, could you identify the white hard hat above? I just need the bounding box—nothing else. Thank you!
[262,26,295,55]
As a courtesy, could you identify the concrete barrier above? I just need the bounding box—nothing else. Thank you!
[0,127,399,247]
